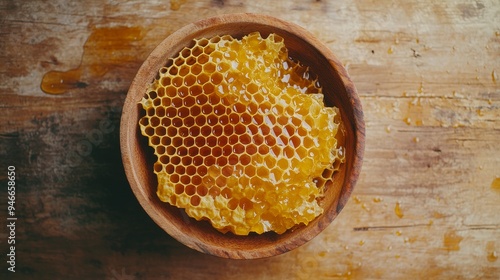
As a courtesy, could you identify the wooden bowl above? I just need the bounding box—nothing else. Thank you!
[120,13,364,259]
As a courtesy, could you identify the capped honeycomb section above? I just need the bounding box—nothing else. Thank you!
[139,32,344,235]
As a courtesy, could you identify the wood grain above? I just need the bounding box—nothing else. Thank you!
[0,0,498,278]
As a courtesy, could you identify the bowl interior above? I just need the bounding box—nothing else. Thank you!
[121,14,364,259]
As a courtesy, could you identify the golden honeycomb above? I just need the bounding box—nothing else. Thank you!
[139,32,344,235]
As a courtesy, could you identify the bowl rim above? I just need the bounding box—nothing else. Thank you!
[120,13,365,259]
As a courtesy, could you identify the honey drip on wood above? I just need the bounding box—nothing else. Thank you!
[41,26,144,94]
[491,177,500,191]
[170,0,187,10]
[443,230,463,251]
[394,202,404,218]
[486,241,498,262]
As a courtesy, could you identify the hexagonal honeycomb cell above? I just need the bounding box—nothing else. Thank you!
[139,32,344,235]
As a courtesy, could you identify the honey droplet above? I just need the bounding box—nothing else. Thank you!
[492,70,498,83]
[432,212,446,219]
[170,0,186,10]
[353,196,362,204]
[486,241,498,262]
[413,136,420,143]
[373,196,383,203]
[418,82,424,94]
[443,230,463,251]
[359,240,365,246]
[404,117,411,125]
[395,230,402,236]
[385,125,391,133]
[395,202,404,218]
[491,177,500,191]
[41,69,85,94]
[487,251,498,262]
[387,46,394,54]
[361,203,370,212]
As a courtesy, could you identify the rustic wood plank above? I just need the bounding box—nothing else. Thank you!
[0,0,499,278]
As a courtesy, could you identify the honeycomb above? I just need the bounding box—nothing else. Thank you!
[139,32,344,235]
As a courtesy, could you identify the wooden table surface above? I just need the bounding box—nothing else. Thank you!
[1,0,499,279]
